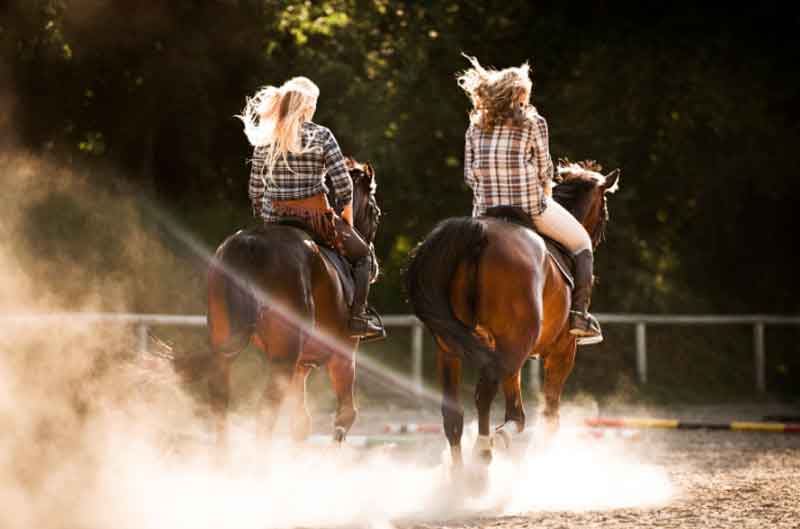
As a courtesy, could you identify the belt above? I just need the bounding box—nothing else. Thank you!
[272,193,331,213]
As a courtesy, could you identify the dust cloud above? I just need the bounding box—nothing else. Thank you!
[0,150,672,528]
[0,151,202,528]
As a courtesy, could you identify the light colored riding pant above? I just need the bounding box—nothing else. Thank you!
[531,197,592,254]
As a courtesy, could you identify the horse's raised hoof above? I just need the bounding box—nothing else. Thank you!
[333,426,347,444]
[494,427,512,452]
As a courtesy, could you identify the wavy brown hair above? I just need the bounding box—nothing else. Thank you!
[457,54,535,131]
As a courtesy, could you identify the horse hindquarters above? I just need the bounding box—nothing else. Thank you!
[207,229,314,444]
[255,298,311,440]
[406,218,491,467]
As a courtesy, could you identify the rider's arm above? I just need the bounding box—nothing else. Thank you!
[322,128,354,214]
[531,114,555,190]
[464,126,475,189]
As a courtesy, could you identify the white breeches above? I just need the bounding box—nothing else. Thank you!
[531,197,592,254]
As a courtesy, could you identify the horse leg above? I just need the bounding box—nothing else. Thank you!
[327,342,357,443]
[541,335,577,439]
[257,310,303,441]
[437,343,464,469]
[473,369,500,464]
[490,327,537,454]
[208,264,254,448]
[207,270,238,451]
[207,353,231,450]
[495,370,526,451]
[289,363,313,442]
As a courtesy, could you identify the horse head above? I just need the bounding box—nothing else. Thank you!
[345,157,381,246]
[553,160,621,249]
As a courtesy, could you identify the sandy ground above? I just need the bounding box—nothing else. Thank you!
[396,431,799,529]
[337,404,800,529]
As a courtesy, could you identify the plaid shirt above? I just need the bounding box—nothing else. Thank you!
[248,121,353,221]
[464,112,554,218]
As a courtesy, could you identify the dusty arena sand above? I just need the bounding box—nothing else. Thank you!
[345,404,800,529]
[396,430,799,529]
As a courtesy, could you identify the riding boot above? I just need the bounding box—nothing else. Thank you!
[570,249,603,345]
[349,257,386,341]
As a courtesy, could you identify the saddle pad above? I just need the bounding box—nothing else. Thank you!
[543,239,575,290]
[481,206,574,289]
[273,218,355,306]
[319,246,355,307]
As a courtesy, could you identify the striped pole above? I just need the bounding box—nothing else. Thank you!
[381,419,800,435]
[584,417,800,433]
[382,423,443,434]
[308,434,422,448]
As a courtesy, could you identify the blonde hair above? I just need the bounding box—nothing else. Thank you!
[456,54,534,131]
[237,76,320,180]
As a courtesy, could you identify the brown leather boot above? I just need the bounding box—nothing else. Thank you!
[570,249,603,345]
[349,257,386,341]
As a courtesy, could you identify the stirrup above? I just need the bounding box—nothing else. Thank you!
[569,310,603,345]
[349,307,386,343]
[576,334,604,346]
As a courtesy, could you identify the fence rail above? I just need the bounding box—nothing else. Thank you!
[1,312,798,393]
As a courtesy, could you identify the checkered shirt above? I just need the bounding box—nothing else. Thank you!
[248,122,353,221]
[464,112,554,218]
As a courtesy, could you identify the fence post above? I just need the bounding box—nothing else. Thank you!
[636,322,647,384]
[137,323,149,354]
[411,321,424,397]
[754,322,765,393]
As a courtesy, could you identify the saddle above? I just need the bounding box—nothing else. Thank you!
[274,216,356,307]
[482,206,575,289]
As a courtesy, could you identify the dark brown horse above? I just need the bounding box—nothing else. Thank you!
[405,161,619,467]
[206,158,381,446]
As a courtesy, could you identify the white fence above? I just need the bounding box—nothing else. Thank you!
[1,312,798,394]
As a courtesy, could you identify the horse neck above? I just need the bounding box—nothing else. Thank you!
[353,203,372,244]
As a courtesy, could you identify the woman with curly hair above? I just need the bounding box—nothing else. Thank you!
[458,55,602,343]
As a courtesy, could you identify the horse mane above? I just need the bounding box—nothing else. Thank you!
[345,156,377,195]
[343,156,381,257]
[553,159,609,247]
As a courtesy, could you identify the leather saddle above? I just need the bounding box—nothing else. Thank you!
[482,206,575,289]
[274,216,356,307]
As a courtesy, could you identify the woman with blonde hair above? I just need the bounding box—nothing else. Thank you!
[458,56,602,343]
[238,76,383,339]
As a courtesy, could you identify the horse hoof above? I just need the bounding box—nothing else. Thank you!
[472,434,494,465]
[495,428,512,452]
[475,449,493,465]
[333,427,347,443]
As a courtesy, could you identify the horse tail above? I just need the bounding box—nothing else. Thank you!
[405,217,495,371]
[210,263,257,348]
[210,230,266,350]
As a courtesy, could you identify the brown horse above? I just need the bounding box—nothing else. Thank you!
[405,161,619,467]
[205,158,381,446]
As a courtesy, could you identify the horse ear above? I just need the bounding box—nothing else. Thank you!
[364,162,375,180]
[602,168,621,193]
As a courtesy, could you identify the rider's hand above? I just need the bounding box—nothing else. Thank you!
[544,180,553,197]
[342,203,354,226]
